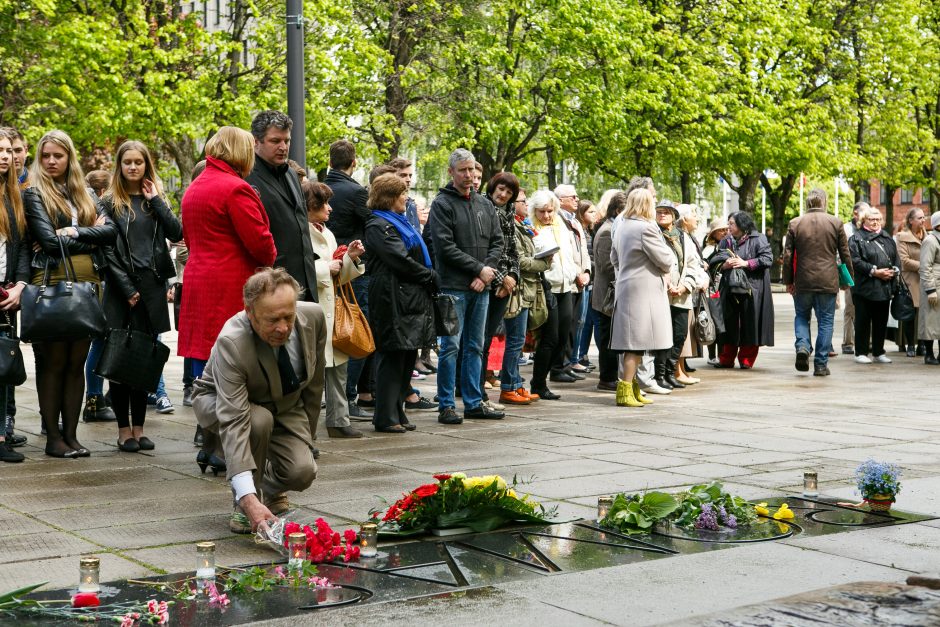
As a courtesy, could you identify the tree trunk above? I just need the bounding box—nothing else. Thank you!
[883,184,896,234]
[680,171,692,204]
[164,135,197,205]
[546,147,557,191]
[721,171,760,214]
[760,172,798,282]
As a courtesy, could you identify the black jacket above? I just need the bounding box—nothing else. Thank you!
[23,187,116,274]
[246,157,319,301]
[850,228,899,302]
[364,214,438,351]
[428,185,503,291]
[323,169,370,249]
[2,198,31,285]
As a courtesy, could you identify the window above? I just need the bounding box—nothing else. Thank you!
[858,181,871,203]
[215,0,221,24]
[879,183,887,206]
[900,189,914,204]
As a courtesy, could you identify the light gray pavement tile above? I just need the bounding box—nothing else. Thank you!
[540,442,648,457]
[0,467,185,496]
[4,531,102,563]
[750,426,893,447]
[591,451,694,469]
[127,536,279,572]
[78,514,235,550]
[660,462,753,478]
[690,431,843,453]
[604,433,703,449]
[390,449,570,474]
[0,552,154,591]
[523,469,707,500]
[4,478,228,514]
[701,450,801,467]
[254,586,609,627]
[671,443,755,457]
[301,496,386,523]
[812,445,940,465]
[481,458,635,483]
[785,523,940,573]
[34,492,233,530]
[803,420,938,441]
[496,542,908,626]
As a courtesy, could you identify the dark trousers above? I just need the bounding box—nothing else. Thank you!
[593,309,620,384]
[373,349,417,430]
[346,275,375,400]
[668,307,690,361]
[533,292,574,388]
[556,290,583,370]
[854,294,890,357]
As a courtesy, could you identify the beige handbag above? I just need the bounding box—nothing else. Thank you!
[333,282,375,358]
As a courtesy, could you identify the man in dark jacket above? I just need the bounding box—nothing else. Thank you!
[324,140,374,419]
[246,110,318,303]
[782,188,853,376]
[430,148,504,424]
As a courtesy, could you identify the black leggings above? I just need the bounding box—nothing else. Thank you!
[110,382,148,429]
[37,339,90,451]
[532,291,574,388]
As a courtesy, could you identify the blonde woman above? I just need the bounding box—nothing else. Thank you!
[610,188,673,407]
[528,190,578,400]
[23,130,116,458]
[101,140,182,452]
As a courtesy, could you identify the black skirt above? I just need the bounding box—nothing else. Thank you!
[102,268,171,334]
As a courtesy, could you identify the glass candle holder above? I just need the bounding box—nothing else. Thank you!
[288,532,307,571]
[597,496,614,520]
[78,556,100,593]
[803,472,818,497]
[359,522,378,558]
[195,542,216,592]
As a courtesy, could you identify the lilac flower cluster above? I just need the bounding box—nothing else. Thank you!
[693,503,719,530]
[717,505,737,529]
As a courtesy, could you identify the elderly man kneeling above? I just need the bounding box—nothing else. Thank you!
[193,267,326,534]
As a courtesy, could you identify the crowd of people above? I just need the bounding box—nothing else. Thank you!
[2,114,938,532]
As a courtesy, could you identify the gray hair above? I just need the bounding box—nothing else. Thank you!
[243,267,301,311]
[806,188,827,210]
[250,110,293,141]
[853,201,871,215]
[448,148,475,169]
[627,176,654,194]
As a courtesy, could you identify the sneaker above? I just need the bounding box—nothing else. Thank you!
[706,357,720,366]
[873,354,892,364]
[6,433,26,447]
[155,396,175,414]
[357,397,376,408]
[641,382,672,395]
[0,440,24,463]
[482,399,505,412]
[795,348,810,372]
[518,356,532,366]
[182,386,193,407]
[465,404,505,420]
[411,370,427,380]
[842,345,855,355]
[438,407,463,425]
[499,390,531,405]
[813,365,831,376]
[147,393,158,406]
[405,396,436,410]
[83,394,117,422]
[854,354,872,364]
[230,506,252,534]
[348,401,373,421]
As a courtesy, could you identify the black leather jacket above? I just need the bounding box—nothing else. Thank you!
[2,198,30,285]
[100,195,182,300]
[23,187,116,273]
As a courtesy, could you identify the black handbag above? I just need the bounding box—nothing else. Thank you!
[540,274,558,310]
[891,278,916,322]
[433,293,460,337]
[0,315,26,386]
[95,307,170,393]
[20,238,107,343]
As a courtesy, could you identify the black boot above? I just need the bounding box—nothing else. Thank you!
[925,342,939,365]
[654,359,674,390]
[83,394,117,422]
[664,358,686,389]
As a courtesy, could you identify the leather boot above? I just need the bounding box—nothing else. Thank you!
[654,359,674,390]
[664,358,686,389]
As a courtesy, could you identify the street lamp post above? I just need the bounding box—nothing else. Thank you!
[286,0,306,169]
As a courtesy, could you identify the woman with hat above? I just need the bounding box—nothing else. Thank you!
[702,218,729,365]
[918,211,940,364]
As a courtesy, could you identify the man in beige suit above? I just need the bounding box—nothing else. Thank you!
[193,268,326,534]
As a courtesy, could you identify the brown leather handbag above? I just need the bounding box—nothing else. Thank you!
[333,282,375,358]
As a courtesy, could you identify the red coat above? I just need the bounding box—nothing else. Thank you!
[178,156,277,360]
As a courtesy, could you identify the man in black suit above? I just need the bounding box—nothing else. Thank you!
[324,140,374,419]
[246,110,318,303]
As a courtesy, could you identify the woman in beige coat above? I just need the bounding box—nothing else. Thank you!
[304,181,366,437]
[918,211,940,365]
[896,207,926,357]
[610,188,674,407]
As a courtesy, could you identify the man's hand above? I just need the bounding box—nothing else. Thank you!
[166,285,175,302]
[502,275,517,292]
[786,284,795,295]
[496,286,510,299]
[928,292,939,309]
[479,266,496,284]
[469,278,486,292]
[575,272,590,288]
[239,493,276,533]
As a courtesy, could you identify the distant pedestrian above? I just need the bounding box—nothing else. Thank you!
[849,207,899,364]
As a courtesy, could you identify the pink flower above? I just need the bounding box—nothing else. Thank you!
[120,615,136,627]
[147,599,158,613]
[274,566,286,578]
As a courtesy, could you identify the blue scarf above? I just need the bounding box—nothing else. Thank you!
[373,210,432,268]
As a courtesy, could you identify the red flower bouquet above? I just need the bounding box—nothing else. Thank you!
[257,517,360,563]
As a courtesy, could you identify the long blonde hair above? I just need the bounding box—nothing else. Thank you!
[0,130,26,240]
[624,188,655,221]
[29,130,97,226]
[105,140,165,219]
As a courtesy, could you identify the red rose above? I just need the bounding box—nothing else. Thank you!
[72,593,100,608]
[433,474,452,482]
[413,484,439,498]
[284,521,301,536]
[343,529,357,544]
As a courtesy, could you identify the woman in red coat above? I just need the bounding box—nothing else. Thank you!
[179,126,277,371]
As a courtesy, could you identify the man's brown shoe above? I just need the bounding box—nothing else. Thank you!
[265,493,291,517]
[519,388,539,402]
[327,425,363,438]
[499,390,531,405]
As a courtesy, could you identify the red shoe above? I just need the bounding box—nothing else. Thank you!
[519,388,539,401]
[499,390,531,405]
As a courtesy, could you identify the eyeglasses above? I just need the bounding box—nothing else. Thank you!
[559,195,579,200]
[515,199,528,205]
